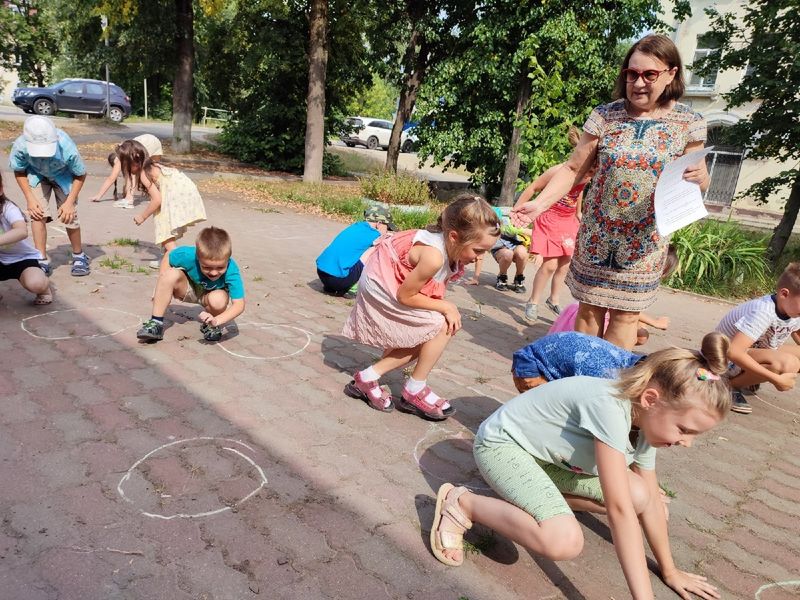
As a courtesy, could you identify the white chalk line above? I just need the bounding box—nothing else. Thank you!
[20,307,141,340]
[216,322,312,360]
[117,437,268,520]
[751,394,800,418]
[755,580,800,599]
[413,423,491,492]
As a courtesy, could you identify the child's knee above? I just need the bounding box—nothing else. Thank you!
[205,290,229,313]
[20,268,48,293]
[543,520,584,561]
[776,353,800,374]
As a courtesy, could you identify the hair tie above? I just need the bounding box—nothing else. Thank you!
[696,368,720,382]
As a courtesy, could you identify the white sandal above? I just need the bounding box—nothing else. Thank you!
[430,483,472,566]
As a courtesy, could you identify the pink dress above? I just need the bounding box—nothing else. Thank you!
[530,182,586,257]
[343,229,463,350]
[548,302,610,334]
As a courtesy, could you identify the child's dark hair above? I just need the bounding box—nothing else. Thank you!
[777,262,800,295]
[615,332,731,417]
[117,140,148,183]
[196,226,232,261]
[427,194,500,256]
[0,171,7,212]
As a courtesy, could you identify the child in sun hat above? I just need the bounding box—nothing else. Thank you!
[9,115,90,276]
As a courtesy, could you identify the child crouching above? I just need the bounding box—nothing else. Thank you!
[137,226,245,343]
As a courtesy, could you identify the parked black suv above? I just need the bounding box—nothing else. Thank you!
[12,78,132,122]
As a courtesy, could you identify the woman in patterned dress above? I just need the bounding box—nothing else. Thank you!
[512,35,709,350]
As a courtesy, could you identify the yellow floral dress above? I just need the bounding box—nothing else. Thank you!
[152,165,207,245]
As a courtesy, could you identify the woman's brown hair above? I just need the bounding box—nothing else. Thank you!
[615,332,732,417]
[613,34,686,106]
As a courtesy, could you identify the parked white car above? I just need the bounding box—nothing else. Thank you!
[340,116,416,152]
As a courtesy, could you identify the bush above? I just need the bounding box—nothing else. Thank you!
[665,219,772,299]
[360,171,432,205]
[391,207,440,230]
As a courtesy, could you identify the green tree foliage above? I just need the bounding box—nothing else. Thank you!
[345,74,398,120]
[214,0,372,172]
[696,0,800,262]
[413,0,674,198]
[0,1,59,88]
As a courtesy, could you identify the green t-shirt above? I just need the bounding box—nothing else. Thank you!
[476,376,656,475]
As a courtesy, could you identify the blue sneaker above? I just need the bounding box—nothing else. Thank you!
[70,254,90,277]
[38,260,51,276]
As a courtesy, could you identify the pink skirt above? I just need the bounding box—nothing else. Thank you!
[531,209,580,258]
[342,274,444,350]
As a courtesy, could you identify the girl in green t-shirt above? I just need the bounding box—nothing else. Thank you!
[429,331,730,600]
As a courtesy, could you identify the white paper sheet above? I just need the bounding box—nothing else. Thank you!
[654,146,714,236]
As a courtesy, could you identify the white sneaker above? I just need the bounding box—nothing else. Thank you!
[148,260,160,269]
[113,199,134,209]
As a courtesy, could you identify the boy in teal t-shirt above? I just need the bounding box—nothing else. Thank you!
[137,226,245,343]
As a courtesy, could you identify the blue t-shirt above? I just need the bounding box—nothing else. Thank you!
[316,221,380,278]
[168,246,245,300]
[512,332,643,380]
[9,130,86,193]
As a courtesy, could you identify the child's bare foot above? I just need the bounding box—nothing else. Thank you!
[430,484,472,566]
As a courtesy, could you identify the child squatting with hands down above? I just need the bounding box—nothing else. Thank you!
[342,194,500,420]
[430,332,731,600]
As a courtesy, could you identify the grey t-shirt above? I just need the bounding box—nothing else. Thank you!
[476,376,656,475]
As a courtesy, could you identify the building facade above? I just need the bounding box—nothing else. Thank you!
[664,0,787,215]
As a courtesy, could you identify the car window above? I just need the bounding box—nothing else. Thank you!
[86,83,104,95]
[62,83,84,94]
[367,121,384,128]
[378,121,393,130]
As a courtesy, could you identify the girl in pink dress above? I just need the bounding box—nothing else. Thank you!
[343,195,500,420]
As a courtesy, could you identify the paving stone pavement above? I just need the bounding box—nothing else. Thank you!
[0,136,798,600]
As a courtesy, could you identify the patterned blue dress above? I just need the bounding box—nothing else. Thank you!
[566,100,706,311]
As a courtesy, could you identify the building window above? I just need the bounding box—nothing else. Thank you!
[704,125,743,206]
[689,34,719,89]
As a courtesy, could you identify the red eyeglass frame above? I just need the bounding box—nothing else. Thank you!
[621,68,672,84]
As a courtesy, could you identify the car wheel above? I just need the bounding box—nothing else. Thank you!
[345,142,356,147]
[401,139,414,153]
[33,99,54,116]
[108,106,124,122]
[366,136,379,150]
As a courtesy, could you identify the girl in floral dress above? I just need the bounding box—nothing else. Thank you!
[512,34,708,349]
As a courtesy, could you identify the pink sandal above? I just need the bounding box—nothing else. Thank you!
[398,385,455,421]
[344,371,394,412]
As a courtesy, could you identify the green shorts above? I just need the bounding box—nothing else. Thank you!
[473,438,605,522]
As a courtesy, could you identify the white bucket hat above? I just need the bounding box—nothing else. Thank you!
[133,134,163,158]
[23,116,58,157]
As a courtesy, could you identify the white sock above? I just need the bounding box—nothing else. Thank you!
[359,366,380,382]
[72,251,86,258]
[405,377,449,409]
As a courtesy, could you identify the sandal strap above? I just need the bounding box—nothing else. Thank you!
[438,529,465,551]
[443,486,473,530]
[409,386,448,412]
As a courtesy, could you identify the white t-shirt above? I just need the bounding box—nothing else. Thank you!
[476,377,656,475]
[716,294,800,349]
[0,201,41,265]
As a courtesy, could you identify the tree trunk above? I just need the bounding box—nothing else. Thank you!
[767,174,800,265]
[498,73,532,206]
[386,30,426,174]
[172,0,194,154]
[302,0,329,183]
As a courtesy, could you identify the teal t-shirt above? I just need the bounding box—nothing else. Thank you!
[168,245,245,300]
[476,376,656,475]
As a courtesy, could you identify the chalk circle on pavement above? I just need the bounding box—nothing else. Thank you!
[216,322,312,360]
[21,307,141,340]
[755,581,800,600]
[117,437,268,520]
[413,423,491,491]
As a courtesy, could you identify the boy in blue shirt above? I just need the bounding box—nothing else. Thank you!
[137,226,245,343]
[316,205,395,294]
[512,331,645,392]
[9,116,89,276]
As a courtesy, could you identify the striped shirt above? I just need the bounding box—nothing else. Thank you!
[716,294,800,349]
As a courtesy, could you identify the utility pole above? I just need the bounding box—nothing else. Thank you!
[101,15,110,119]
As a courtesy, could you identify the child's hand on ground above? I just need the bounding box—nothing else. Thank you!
[652,315,670,330]
[133,214,145,226]
[89,194,101,202]
[198,311,218,326]
[662,569,720,600]
[772,372,797,392]
[464,277,479,285]
[57,203,76,224]
[441,301,461,335]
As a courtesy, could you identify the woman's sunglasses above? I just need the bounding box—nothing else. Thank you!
[622,68,672,84]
